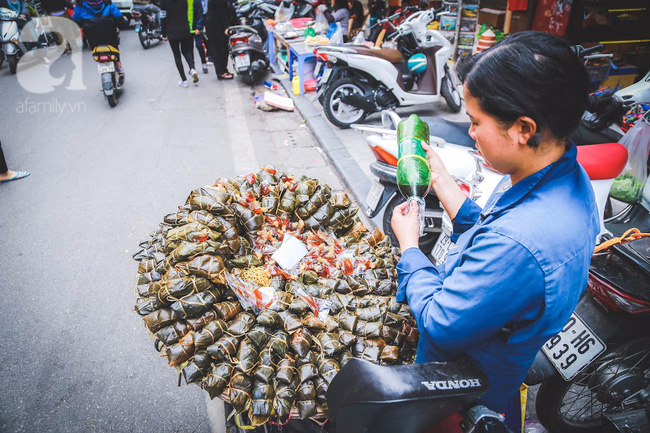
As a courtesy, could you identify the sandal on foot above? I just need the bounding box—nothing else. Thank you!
[217,72,234,80]
[0,171,30,184]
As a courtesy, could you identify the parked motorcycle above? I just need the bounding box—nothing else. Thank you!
[133,3,163,49]
[314,7,461,129]
[92,44,123,107]
[235,0,275,40]
[227,25,268,85]
[0,8,45,74]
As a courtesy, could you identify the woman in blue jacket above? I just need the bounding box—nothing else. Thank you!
[391,31,599,432]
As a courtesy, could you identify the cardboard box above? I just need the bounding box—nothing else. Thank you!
[478,8,505,29]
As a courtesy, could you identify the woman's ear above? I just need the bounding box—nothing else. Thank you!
[514,116,537,146]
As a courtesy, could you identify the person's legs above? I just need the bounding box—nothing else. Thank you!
[169,39,187,81]
[0,142,8,175]
[194,33,207,72]
[181,37,198,82]
[214,33,232,78]
[0,141,30,183]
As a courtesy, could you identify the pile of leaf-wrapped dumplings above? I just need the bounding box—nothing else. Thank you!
[133,167,420,427]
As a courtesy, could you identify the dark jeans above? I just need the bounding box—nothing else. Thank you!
[169,37,194,81]
[0,142,8,174]
[207,31,229,75]
[194,33,207,65]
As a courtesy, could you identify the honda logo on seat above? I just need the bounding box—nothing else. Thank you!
[421,379,482,390]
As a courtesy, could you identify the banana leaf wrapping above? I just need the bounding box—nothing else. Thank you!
[253,348,276,383]
[295,351,317,367]
[384,311,405,328]
[314,376,329,412]
[135,297,166,316]
[232,203,264,234]
[288,298,311,315]
[157,320,192,346]
[381,326,405,347]
[348,296,380,311]
[291,328,312,358]
[276,189,296,218]
[165,241,220,268]
[166,221,221,243]
[301,271,319,284]
[297,379,316,401]
[318,333,343,356]
[402,322,420,347]
[137,252,166,274]
[136,269,162,286]
[188,186,232,215]
[151,276,212,305]
[186,210,225,232]
[354,320,382,338]
[236,337,260,374]
[338,312,358,333]
[295,185,330,219]
[380,345,400,362]
[260,188,279,214]
[301,314,326,331]
[186,309,218,331]
[338,330,356,347]
[182,350,212,384]
[351,338,385,364]
[195,319,228,348]
[302,202,334,231]
[175,255,227,284]
[227,312,256,336]
[268,330,290,357]
[207,335,241,361]
[143,308,177,333]
[214,301,243,321]
[229,372,253,413]
[166,331,196,367]
[338,349,354,368]
[256,310,279,327]
[332,192,351,208]
[248,325,271,348]
[203,362,234,399]
[346,276,371,297]
[229,254,263,269]
[273,380,296,423]
[278,311,303,334]
[297,363,318,383]
[170,290,219,319]
[296,400,318,420]
[276,355,296,383]
[355,305,383,322]
[250,381,275,425]
[318,358,340,384]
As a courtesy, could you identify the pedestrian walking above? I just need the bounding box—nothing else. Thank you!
[204,0,233,80]
[0,141,30,184]
[160,0,204,87]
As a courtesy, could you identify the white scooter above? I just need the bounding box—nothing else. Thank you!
[355,111,629,262]
[314,7,461,129]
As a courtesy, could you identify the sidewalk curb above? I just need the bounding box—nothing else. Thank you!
[279,78,377,228]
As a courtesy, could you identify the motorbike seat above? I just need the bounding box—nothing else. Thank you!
[575,142,627,180]
[327,358,488,433]
[349,46,404,64]
[426,118,474,148]
[92,45,120,55]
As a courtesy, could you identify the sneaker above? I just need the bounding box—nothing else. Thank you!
[178,80,189,87]
[202,63,208,74]
[190,68,199,83]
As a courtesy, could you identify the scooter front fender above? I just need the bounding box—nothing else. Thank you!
[101,72,114,95]
[3,41,17,55]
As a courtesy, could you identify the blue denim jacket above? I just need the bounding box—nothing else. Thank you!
[397,144,599,413]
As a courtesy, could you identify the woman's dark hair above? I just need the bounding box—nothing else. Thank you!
[457,31,589,148]
[334,0,347,10]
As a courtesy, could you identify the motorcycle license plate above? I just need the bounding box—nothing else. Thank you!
[431,233,452,265]
[321,67,332,84]
[365,181,384,212]
[542,313,606,381]
[314,61,322,78]
[235,55,250,69]
[97,63,115,73]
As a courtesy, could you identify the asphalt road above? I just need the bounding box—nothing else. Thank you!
[0,27,342,433]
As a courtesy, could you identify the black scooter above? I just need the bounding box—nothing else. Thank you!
[227,25,268,85]
[133,3,163,49]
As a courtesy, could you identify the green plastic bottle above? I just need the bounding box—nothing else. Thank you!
[397,114,431,235]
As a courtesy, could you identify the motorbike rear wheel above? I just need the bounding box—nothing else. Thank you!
[8,55,17,74]
[107,92,117,107]
[382,194,441,254]
[0,53,4,70]
[441,72,461,113]
[139,26,151,49]
[323,78,368,129]
[535,337,650,433]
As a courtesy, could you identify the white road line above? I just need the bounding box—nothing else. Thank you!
[223,82,259,174]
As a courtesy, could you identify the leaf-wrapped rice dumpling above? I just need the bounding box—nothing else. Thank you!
[227,312,256,336]
[351,338,385,364]
[319,358,340,384]
[207,335,240,361]
[249,381,275,426]
[229,372,253,413]
[170,290,219,319]
[186,309,218,331]
[295,351,317,367]
[354,320,382,338]
[143,308,177,333]
[236,337,260,374]
[278,311,303,334]
[402,322,420,346]
[253,348,276,383]
[338,312,357,333]
[301,314,326,331]
[276,189,296,218]
[302,202,333,231]
[380,345,400,363]
[182,350,212,384]
[157,320,192,346]
[288,298,311,315]
[338,330,356,347]
[135,297,166,316]
[318,333,342,356]
[380,326,405,347]
[273,380,296,423]
[202,362,234,399]
[256,309,279,327]
[165,241,219,268]
[166,331,196,367]
[247,325,271,349]
[260,187,279,214]
[276,355,295,383]
[384,312,405,328]
[297,379,316,401]
[355,305,383,322]
[175,255,227,284]
[295,185,329,219]
[268,330,290,357]
[166,221,221,243]
[152,276,212,305]
[296,400,318,420]
[187,186,232,215]
[136,269,162,286]
[195,319,228,348]
[297,363,318,383]
[214,301,243,321]
[232,203,264,234]
[186,210,225,231]
[291,328,312,358]
[137,252,166,274]
[338,350,354,368]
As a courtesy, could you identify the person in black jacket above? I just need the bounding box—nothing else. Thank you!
[204,0,233,80]
[160,0,203,86]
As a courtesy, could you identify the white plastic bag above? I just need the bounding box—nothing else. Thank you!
[610,119,650,203]
[329,22,343,45]
[275,1,295,23]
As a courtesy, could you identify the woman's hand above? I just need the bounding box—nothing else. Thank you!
[421,142,467,221]
[391,200,420,253]
[421,142,449,186]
